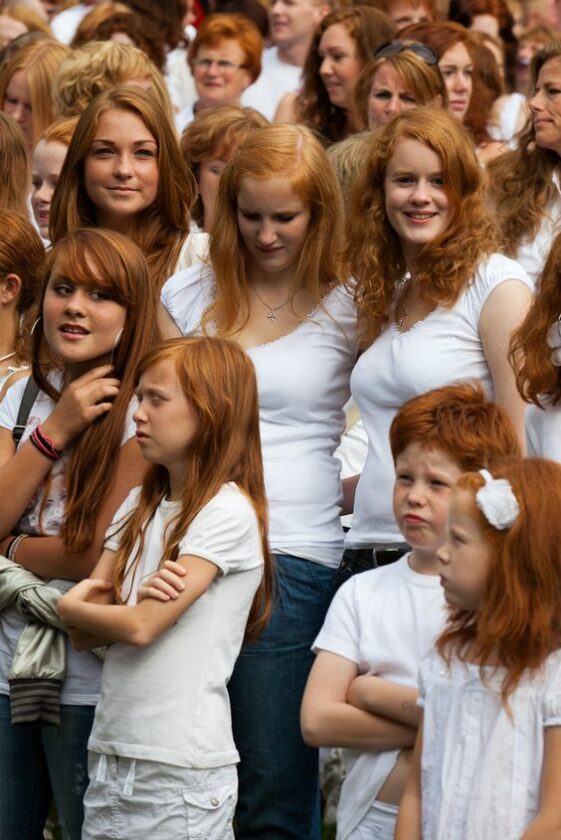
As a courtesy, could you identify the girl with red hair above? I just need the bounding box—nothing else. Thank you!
[396,458,561,840]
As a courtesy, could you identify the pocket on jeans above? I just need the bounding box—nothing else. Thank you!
[183,784,236,839]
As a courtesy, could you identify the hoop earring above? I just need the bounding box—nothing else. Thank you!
[30,316,42,335]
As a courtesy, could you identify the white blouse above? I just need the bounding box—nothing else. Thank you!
[418,647,561,840]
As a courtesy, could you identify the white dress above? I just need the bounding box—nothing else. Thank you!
[418,647,561,840]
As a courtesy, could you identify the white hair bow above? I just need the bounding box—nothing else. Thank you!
[475,469,519,530]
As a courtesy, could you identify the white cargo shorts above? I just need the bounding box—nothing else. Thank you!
[83,752,237,839]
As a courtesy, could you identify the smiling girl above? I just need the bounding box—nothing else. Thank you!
[342,107,531,567]
[276,7,395,144]
[0,228,158,840]
[50,86,206,291]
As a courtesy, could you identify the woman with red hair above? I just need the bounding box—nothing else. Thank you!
[179,14,263,130]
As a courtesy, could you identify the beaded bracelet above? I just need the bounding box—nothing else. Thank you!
[30,424,63,461]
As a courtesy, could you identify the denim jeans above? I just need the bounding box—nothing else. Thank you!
[0,695,95,840]
[228,553,337,840]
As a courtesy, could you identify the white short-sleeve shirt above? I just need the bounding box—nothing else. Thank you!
[347,254,532,548]
[313,556,447,839]
[89,482,264,768]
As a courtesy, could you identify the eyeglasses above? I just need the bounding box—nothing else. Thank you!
[373,40,438,66]
[193,58,247,73]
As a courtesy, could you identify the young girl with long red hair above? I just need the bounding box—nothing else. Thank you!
[58,336,273,840]
[0,228,158,840]
[396,458,561,840]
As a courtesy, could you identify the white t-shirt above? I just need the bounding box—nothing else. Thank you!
[161,264,358,566]
[89,482,263,768]
[51,3,91,43]
[165,45,197,115]
[241,47,302,120]
[526,401,561,461]
[346,254,532,548]
[515,172,561,287]
[0,375,135,704]
[313,556,447,839]
[419,646,561,840]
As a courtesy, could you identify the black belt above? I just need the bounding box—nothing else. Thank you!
[333,544,409,592]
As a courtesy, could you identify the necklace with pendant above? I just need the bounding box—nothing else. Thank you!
[251,286,292,323]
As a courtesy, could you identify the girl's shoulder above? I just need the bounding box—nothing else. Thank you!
[181,483,263,575]
[472,253,533,293]
[192,483,258,530]
[161,263,215,336]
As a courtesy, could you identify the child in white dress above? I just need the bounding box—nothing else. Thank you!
[58,336,273,840]
[396,458,561,840]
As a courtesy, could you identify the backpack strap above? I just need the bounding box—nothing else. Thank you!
[12,378,40,446]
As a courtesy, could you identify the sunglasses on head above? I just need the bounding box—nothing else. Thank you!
[373,40,438,65]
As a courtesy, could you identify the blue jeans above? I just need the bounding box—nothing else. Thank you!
[0,695,95,840]
[228,553,337,840]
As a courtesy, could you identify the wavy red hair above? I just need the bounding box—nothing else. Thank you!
[510,231,561,406]
[390,382,521,466]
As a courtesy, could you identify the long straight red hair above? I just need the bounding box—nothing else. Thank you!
[437,458,561,705]
[111,337,273,642]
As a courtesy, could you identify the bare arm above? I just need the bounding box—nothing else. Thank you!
[58,553,219,648]
[479,279,533,449]
[0,438,147,580]
[347,675,420,728]
[394,717,423,840]
[341,474,360,516]
[300,650,417,750]
[274,92,298,124]
[157,302,181,339]
[520,727,561,840]
[0,366,121,538]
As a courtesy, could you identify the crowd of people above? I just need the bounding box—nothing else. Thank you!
[1,0,561,838]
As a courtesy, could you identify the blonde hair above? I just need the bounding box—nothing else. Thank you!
[50,86,195,291]
[0,4,52,35]
[347,107,497,348]
[0,39,70,145]
[0,110,28,213]
[327,130,372,208]
[205,123,346,335]
[53,40,174,125]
